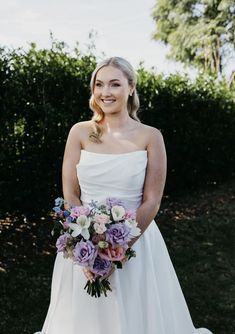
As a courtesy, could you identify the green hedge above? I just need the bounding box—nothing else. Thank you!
[137,68,235,193]
[0,43,234,213]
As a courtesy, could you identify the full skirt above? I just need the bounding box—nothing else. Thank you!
[35,221,212,334]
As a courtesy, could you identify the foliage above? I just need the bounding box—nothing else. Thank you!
[151,0,235,76]
[137,66,235,195]
[0,43,235,213]
[0,42,96,212]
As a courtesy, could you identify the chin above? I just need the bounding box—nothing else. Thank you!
[101,108,119,114]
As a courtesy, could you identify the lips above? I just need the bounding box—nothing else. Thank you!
[101,99,116,104]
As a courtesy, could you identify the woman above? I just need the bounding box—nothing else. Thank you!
[35,57,212,334]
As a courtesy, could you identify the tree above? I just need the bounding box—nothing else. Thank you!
[152,0,235,76]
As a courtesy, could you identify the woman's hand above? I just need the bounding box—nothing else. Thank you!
[82,267,95,283]
[83,257,128,282]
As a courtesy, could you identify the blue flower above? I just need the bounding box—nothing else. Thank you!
[53,206,61,213]
[64,210,70,218]
[55,197,64,207]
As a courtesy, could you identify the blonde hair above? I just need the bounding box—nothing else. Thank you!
[89,57,141,143]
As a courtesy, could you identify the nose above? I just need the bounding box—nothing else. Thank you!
[102,85,111,97]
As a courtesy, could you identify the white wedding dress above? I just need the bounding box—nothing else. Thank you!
[35,149,213,334]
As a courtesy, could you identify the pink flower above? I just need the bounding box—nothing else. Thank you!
[99,245,126,262]
[63,220,70,229]
[95,213,110,224]
[124,209,136,220]
[70,206,90,219]
[94,222,107,234]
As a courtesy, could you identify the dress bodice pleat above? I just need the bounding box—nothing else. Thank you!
[76,150,148,209]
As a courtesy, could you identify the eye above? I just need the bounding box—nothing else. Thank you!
[111,83,120,87]
[95,82,102,87]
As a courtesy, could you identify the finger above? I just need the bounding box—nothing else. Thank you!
[83,269,95,282]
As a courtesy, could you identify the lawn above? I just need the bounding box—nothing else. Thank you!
[0,180,234,334]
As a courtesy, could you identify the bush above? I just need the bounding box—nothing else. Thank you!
[0,43,234,213]
[0,42,96,212]
[137,67,235,193]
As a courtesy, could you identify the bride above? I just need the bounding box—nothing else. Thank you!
[35,56,213,333]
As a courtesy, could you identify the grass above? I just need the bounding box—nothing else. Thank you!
[0,180,234,334]
[158,180,235,333]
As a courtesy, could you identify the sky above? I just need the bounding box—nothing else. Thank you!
[0,0,234,78]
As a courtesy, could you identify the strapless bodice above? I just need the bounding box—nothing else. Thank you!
[76,150,148,209]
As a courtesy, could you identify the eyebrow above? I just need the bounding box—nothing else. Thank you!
[95,79,121,83]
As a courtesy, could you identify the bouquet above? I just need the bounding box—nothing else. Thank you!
[52,197,141,298]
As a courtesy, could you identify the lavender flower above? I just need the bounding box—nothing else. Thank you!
[106,197,126,210]
[56,233,71,252]
[73,240,98,267]
[105,223,131,246]
[70,206,90,219]
[91,255,112,276]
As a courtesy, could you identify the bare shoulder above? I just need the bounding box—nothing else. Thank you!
[140,123,162,135]
[69,120,93,133]
[138,123,164,150]
[67,120,93,140]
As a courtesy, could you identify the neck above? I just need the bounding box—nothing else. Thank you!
[100,111,132,133]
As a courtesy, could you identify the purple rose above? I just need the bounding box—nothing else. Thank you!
[106,197,126,210]
[106,223,131,246]
[73,240,98,267]
[91,255,112,276]
[56,233,71,252]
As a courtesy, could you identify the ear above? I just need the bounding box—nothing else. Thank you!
[129,84,135,96]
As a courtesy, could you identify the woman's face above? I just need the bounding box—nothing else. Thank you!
[93,65,132,115]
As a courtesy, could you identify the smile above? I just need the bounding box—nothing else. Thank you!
[101,99,116,104]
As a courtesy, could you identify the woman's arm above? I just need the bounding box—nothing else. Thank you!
[62,123,83,209]
[128,127,167,248]
[62,122,95,282]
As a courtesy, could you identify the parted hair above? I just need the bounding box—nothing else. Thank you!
[89,57,141,143]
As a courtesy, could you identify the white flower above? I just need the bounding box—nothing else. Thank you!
[111,205,125,221]
[124,219,141,237]
[94,222,107,234]
[69,215,91,239]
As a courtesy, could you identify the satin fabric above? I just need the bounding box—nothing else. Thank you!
[35,150,213,334]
